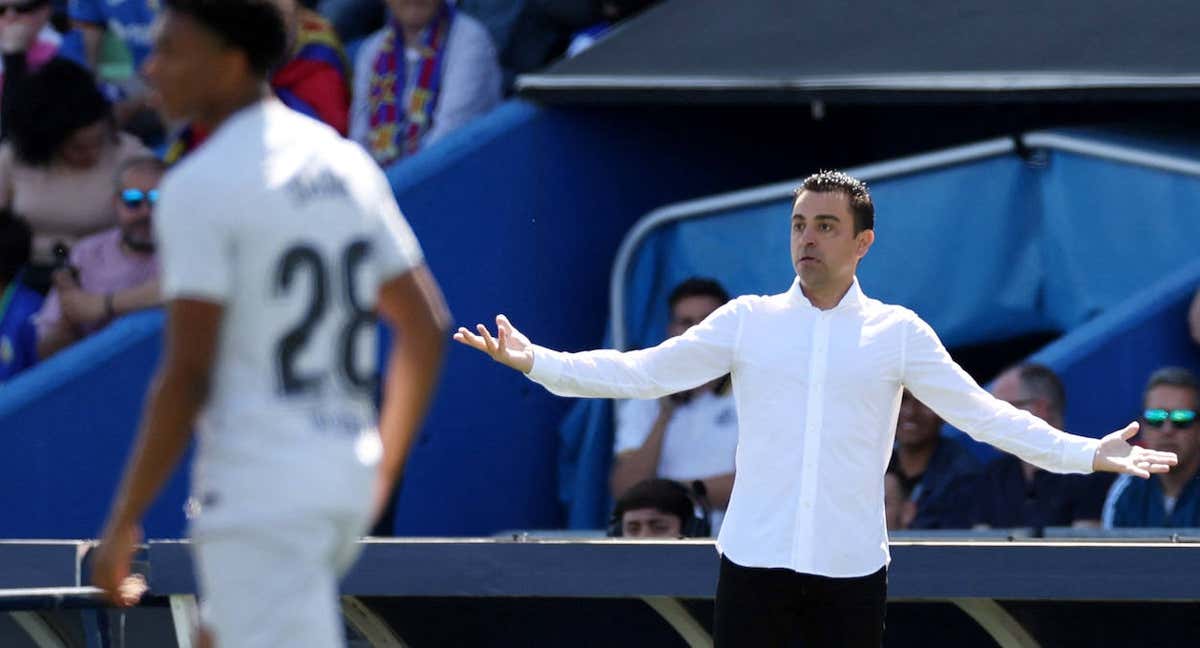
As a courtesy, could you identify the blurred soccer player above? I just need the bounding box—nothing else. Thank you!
[90,1,450,646]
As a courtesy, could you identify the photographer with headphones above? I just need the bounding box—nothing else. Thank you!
[609,278,737,534]
[609,478,711,538]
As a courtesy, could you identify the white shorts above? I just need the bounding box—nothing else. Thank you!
[191,508,369,648]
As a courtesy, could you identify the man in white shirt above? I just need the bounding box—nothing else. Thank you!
[90,2,451,647]
[610,277,737,534]
[454,170,1178,647]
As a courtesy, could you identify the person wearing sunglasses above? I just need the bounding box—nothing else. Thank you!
[33,155,162,360]
[1104,367,1200,529]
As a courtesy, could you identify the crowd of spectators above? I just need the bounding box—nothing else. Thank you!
[2,0,658,385]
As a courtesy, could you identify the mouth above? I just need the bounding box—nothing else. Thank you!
[799,256,820,264]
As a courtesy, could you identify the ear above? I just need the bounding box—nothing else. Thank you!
[855,228,875,259]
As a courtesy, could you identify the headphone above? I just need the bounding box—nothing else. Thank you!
[608,480,713,538]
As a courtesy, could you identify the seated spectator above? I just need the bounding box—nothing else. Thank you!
[458,0,593,89]
[351,0,501,166]
[317,0,386,44]
[164,0,353,162]
[610,277,737,533]
[0,0,61,136]
[610,478,707,539]
[566,0,658,57]
[889,390,980,529]
[970,364,1113,530]
[0,58,148,274]
[34,155,161,359]
[68,0,155,72]
[884,465,915,531]
[0,212,42,382]
[1104,367,1200,528]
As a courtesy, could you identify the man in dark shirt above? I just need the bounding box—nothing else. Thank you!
[890,390,980,529]
[970,364,1113,530]
[1104,367,1200,528]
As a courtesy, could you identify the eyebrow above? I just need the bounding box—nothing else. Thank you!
[792,213,841,222]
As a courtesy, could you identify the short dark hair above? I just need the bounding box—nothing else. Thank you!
[165,0,291,76]
[114,156,168,191]
[9,59,112,167]
[0,212,32,284]
[795,170,875,233]
[1144,367,1200,405]
[1015,363,1067,419]
[613,479,693,531]
[668,277,730,312]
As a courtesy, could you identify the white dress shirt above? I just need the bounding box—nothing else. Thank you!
[528,278,1099,577]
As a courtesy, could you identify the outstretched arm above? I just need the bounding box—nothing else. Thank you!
[902,314,1176,478]
[454,300,741,400]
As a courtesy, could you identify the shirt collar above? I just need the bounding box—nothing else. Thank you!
[787,276,866,313]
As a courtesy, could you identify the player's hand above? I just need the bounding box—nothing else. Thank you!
[91,522,147,607]
[453,314,534,373]
[1092,422,1178,478]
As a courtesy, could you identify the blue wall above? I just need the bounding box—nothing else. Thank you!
[0,100,810,538]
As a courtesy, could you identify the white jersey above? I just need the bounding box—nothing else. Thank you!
[155,101,424,530]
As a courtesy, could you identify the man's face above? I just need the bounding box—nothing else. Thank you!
[143,10,235,123]
[387,0,440,30]
[1142,384,1200,471]
[992,369,1057,426]
[790,190,873,293]
[667,294,723,338]
[621,508,682,538]
[896,390,940,448]
[115,167,162,253]
[0,0,51,42]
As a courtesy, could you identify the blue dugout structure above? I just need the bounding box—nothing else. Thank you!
[558,129,1200,529]
[0,100,815,539]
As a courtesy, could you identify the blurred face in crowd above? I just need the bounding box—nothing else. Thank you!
[144,10,239,123]
[667,295,723,338]
[791,190,873,296]
[992,369,1060,427]
[1142,384,1200,473]
[0,0,52,46]
[57,120,110,170]
[621,507,682,538]
[387,0,440,31]
[115,166,163,254]
[895,390,941,450]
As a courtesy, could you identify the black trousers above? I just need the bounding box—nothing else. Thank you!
[713,555,887,648]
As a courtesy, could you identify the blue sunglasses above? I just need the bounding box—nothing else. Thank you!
[1143,409,1197,429]
[120,188,159,209]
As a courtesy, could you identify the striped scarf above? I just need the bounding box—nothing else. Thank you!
[366,3,454,166]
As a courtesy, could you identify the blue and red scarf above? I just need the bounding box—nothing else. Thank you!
[366,3,454,166]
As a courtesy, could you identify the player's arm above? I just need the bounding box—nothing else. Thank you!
[372,264,451,521]
[92,298,222,605]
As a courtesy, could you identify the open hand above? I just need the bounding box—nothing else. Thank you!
[453,314,534,373]
[1092,422,1178,478]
